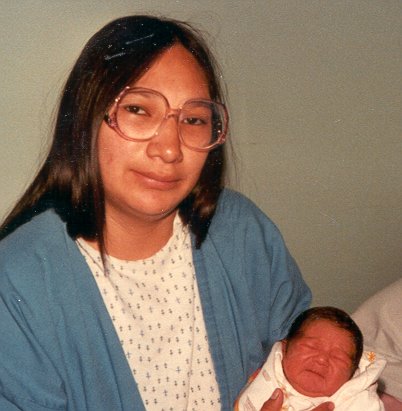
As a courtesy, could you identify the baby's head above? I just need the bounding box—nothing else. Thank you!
[282,306,363,398]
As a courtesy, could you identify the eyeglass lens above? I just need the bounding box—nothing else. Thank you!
[115,90,225,149]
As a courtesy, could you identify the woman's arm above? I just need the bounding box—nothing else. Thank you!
[260,389,334,411]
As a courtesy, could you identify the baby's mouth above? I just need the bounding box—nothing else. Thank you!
[305,368,326,379]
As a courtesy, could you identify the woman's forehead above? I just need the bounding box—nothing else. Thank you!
[130,44,210,101]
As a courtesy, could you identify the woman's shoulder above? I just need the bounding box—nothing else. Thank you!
[0,209,84,316]
[217,188,259,207]
[213,188,280,234]
[1,209,65,243]
[0,209,69,272]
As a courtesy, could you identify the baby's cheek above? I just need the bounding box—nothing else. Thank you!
[333,366,353,387]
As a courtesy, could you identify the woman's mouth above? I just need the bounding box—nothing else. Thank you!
[132,170,180,190]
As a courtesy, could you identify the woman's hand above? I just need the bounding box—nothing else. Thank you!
[380,392,402,411]
[260,388,335,411]
[259,388,284,411]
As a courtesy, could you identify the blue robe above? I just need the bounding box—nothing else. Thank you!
[0,189,311,410]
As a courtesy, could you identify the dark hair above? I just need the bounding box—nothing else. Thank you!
[0,15,227,252]
[285,306,364,373]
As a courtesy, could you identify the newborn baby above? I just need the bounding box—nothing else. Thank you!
[235,306,385,411]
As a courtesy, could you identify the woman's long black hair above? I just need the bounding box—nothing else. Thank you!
[0,15,227,254]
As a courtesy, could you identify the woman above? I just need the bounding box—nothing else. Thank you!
[0,15,315,411]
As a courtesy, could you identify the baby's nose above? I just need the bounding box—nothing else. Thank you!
[315,352,330,365]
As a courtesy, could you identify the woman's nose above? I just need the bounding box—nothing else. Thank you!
[146,117,183,163]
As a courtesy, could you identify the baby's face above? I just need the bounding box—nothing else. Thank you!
[282,319,355,397]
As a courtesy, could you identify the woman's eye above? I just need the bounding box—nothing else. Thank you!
[124,105,147,115]
[183,117,206,126]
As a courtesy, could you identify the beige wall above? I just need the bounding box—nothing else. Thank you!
[1,1,401,312]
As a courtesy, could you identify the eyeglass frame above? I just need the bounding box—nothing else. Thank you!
[104,86,229,152]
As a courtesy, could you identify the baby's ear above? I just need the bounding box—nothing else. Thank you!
[281,339,288,353]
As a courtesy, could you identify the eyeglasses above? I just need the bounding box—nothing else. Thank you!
[104,87,228,151]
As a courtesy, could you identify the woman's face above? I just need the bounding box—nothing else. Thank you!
[97,44,210,224]
[282,319,356,397]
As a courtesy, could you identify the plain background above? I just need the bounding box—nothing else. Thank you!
[1,1,401,312]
